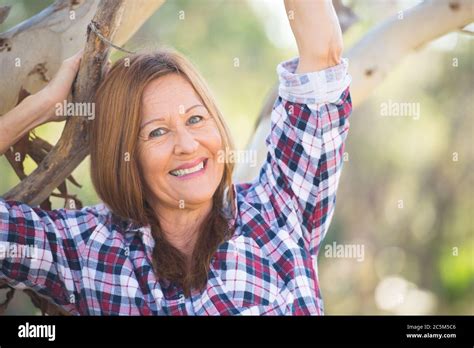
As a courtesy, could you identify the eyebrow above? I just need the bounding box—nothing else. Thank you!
[140,104,205,129]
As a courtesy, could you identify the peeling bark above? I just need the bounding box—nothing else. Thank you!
[0,0,165,116]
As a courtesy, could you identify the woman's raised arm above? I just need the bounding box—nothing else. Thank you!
[284,0,343,72]
[238,0,351,257]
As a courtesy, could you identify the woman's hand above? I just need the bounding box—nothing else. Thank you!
[284,0,343,72]
[36,49,83,123]
[0,50,83,155]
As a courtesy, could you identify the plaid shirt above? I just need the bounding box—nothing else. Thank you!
[0,57,352,315]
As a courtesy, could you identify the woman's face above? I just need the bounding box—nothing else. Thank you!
[137,73,224,210]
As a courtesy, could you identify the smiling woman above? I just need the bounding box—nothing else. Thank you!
[90,50,236,296]
[0,0,351,315]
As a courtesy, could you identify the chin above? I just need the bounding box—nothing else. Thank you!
[178,190,216,205]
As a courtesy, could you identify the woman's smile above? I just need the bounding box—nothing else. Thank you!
[169,158,209,180]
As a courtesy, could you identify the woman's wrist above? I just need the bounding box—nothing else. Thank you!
[0,91,54,155]
[297,46,342,73]
[32,88,58,124]
[285,0,343,72]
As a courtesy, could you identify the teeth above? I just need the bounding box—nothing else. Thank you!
[170,161,204,177]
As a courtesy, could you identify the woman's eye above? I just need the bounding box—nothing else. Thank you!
[187,115,203,125]
[149,128,167,138]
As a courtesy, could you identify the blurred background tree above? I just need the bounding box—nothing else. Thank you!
[0,0,472,315]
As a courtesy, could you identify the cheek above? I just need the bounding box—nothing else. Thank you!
[206,128,225,176]
[203,125,224,154]
[138,144,169,181]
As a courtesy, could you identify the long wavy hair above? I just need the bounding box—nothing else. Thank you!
[90,49,236,296]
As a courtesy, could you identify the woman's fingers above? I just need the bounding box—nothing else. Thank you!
[36,49,84,123]
[54,49,83,87]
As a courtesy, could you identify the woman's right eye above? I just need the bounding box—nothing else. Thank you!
[149,128,167,138]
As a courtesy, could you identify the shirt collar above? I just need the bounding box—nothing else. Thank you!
[115,183,238,256]
[121,220,155,257]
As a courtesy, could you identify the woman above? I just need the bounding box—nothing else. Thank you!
[0,0,351,315]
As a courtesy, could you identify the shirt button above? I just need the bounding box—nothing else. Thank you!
[178,294,185,304]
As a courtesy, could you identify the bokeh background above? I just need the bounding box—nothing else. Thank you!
[0,0,473,315]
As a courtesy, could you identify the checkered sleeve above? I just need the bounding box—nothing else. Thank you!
[0,198,103,313]
[260,57,352,255]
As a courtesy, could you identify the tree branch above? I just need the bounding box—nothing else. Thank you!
[3,0,124,205]
[0,0,165,116]
[1,0,165,204]
[347,0,473,107]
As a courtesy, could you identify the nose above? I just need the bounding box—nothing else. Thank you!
[173,126,199,155]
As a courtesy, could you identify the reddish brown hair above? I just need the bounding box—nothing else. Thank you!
[90,49,236,295]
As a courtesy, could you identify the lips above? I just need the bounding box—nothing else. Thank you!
[171,157,207,171]
[169,158,208,177]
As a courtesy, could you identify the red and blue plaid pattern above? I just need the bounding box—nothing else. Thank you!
[0,57,352,315]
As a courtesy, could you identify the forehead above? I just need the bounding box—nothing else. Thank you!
[141,73,202,117]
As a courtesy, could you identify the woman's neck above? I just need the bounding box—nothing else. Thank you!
[153,200,213,261]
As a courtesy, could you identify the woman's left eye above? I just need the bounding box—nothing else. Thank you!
[187,115,203,125]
